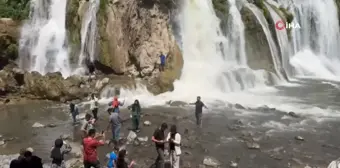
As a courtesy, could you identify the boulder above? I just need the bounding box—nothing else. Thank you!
[0,18,20,70]
[22,71,90,101]
[203,156,221,167]
[32,122,45,128]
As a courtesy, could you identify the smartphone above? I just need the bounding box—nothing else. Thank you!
[101,130,105,134]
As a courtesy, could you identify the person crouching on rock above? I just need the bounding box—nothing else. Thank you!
[166,125,181,168]
[128,99,141,133]
[69,102,79,124]
[50,138,72,168]
[89,93,99,120]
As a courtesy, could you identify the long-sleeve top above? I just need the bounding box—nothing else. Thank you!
[166,132,181,155]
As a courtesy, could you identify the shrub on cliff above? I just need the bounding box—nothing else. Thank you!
[0,0,30,20]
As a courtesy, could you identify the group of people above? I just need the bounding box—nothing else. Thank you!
[77,94,141,168]
[9,139,71,168]
[150,96,208,168]
[10,94,208,168]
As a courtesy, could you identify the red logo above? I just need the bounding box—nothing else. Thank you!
[275,20,285,30]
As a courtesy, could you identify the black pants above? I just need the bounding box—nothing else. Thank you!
[84,160,100,168]
[159,64,165,71]
[155,148,165,168]
[195,112,202,126]
[92,108,98,120]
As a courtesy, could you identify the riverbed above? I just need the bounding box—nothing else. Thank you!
[0,100,339,168]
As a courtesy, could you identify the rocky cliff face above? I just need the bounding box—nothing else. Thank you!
[68,0,183,94]
[0,18,20,70]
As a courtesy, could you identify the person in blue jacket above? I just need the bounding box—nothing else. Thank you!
[159,52,166,72]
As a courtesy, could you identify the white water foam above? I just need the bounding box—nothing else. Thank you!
[76,0,100,73]
[95,0,340,122]
[277,0,340,81]
[245,3,283,80]
[19,0,71,78]
[264,2,292,78]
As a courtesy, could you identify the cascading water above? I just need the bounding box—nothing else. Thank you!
[19,0,71,77]
[77,0,100,73]
[277,0,340,80]
[264,2,292,78]
[245,3,283,80]
[100,0,280,105]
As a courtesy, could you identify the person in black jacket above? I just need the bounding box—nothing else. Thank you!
[51,138,72,168]
[23,150,43,168]
[9,148,26,168]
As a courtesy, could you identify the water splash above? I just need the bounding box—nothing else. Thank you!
[19,0,71,78]
[99,0,279,105]
[277,0,340,81]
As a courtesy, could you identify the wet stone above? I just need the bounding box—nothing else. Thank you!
[143,121,151,126]
[203,156,221,167]
[295,136,304,141]
[32,122,45,128]
[246,142,260,149]
[234,103,245,109]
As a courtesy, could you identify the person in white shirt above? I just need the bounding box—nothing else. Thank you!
[166,125,181,168]
[89,93,99,120]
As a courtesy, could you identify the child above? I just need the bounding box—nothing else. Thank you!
[106,146,119,168]
[50,138,72,168]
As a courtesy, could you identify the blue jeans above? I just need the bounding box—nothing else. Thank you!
[111,125,121,141]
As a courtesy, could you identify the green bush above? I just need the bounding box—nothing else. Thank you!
[0,0,30,20]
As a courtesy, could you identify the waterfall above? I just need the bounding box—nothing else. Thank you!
[264,2,292,78]
[277,0,340,80]
[245,3,283,79]
[77,0,100,71]
[159,0,275,101]
[19,0,71,77]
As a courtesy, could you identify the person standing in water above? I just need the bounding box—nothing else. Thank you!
[89,93,99,120]
[128,99,141,132]
[106,109,123,146]
[159,52,166,72]
[166,125,181,168]
[69,103,79,124]
[83,129,106,168]
[50,138,72,168]
[189,96,208,127]
[81,113,95,138]
[111,96,124,113]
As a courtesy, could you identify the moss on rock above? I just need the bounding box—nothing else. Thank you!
[66,0,82,63]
